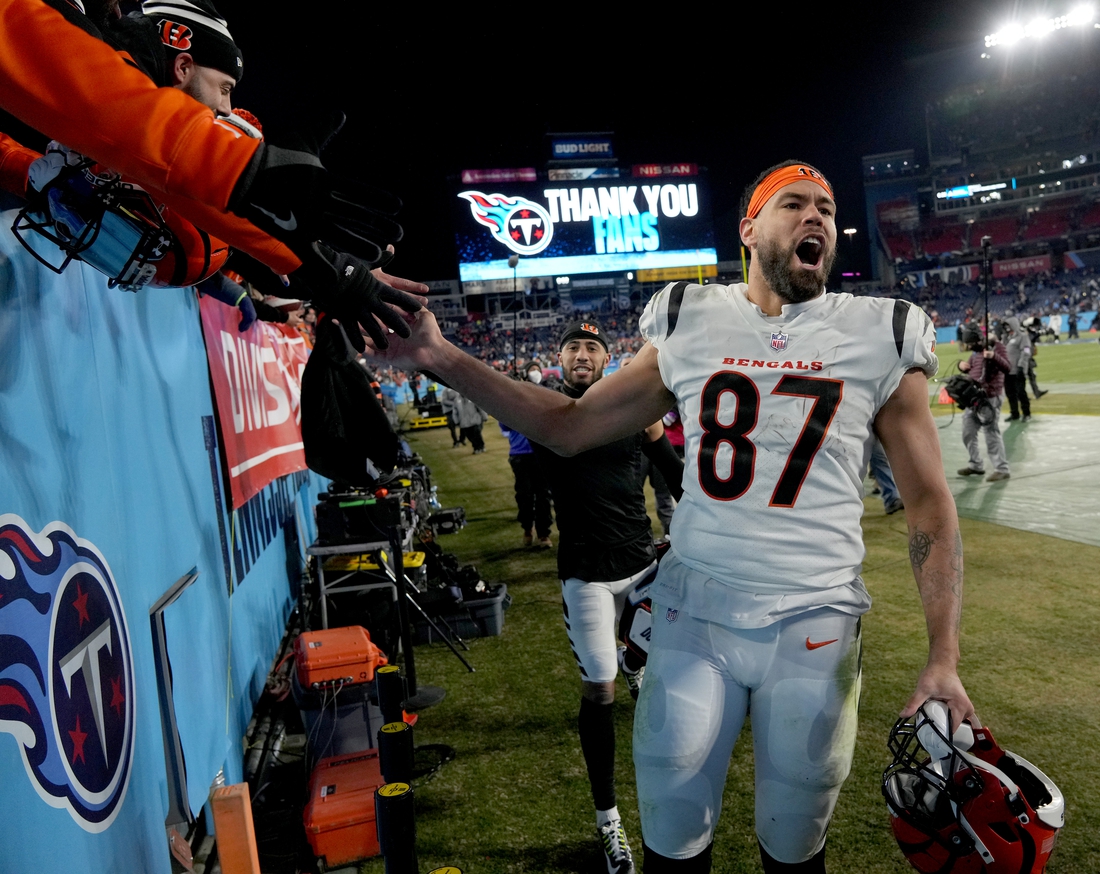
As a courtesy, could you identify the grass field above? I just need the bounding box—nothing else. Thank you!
[933,335,1100,384]
[354,357,1100,874]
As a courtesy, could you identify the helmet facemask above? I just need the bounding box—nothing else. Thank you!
[12,159,176,292]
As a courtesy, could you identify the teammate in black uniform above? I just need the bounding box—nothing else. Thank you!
[531,320,683,874]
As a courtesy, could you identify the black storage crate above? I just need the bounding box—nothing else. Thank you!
[414,584,510,644]
[315,493,402,545]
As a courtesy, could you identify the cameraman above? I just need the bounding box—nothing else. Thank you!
[957,326,1011,482]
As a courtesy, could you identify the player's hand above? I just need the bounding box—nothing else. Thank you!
[289,242,421,352]
[228,110,403,263]
[900,663,979,733]
[958,360,971,372]
[360,305,445,373]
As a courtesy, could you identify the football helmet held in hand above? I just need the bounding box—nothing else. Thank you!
[14,151,227,291]
[883,701,1064,874]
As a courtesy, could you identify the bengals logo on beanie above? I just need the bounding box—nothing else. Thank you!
[143,0,244,82]
[159,20,192,49]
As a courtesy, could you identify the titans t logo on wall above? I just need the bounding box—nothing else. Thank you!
[458,191,554,256]
[0,515,135,832]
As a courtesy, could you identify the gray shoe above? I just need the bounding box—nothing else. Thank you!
[884,498,905,515]
[957,467,985,477]
[986,471,1011,482]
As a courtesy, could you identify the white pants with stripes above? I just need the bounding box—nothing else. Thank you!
[562,562,658,683]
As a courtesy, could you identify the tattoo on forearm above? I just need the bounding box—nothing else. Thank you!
[909,530,932,570]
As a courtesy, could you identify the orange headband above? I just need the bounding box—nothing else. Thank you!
[746,165,833,219]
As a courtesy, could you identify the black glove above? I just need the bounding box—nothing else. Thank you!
[227,111,403,263]
[291,242,421,351]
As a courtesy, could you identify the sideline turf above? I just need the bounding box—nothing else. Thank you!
[932,337,1100,384]
[931,341,1100,416]
[353,413,1099,874]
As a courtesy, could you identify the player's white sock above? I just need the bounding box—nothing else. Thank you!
[596,806,620,828]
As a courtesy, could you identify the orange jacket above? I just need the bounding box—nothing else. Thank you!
[0,131,36,196]
[0,0,301,274]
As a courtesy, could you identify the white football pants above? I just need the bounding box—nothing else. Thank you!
[634,597,862,863]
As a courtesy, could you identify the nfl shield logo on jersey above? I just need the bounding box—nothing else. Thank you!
[665,608,679,623]
[770,331,789,351]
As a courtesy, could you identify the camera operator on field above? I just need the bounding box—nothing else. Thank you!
[957,325,1012,482]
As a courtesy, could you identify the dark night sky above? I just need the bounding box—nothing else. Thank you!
[216,1,1027,281]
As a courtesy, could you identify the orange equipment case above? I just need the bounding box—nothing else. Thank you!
[294,625,387,689]
[302,749,386,867]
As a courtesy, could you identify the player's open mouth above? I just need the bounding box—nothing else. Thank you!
[795,236,824,269]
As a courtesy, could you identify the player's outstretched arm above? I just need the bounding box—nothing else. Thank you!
[875,369,978,732]
[364,310,675,455]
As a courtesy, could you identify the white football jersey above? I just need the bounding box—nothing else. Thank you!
[640,282,936,620]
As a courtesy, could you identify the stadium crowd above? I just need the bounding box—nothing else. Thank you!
[849,266,1100,330]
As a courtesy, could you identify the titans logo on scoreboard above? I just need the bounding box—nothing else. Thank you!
[0,515,135,832]
[457,190,554,256]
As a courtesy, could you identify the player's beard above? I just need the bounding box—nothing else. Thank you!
[757,236,835,304]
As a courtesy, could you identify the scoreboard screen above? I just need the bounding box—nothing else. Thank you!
[452,175,716,281]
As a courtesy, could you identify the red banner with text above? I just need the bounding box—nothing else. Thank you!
[199,294,310,507]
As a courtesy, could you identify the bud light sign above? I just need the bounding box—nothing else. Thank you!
[552,138,614,160]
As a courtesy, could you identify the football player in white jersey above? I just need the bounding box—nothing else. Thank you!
[365,160,975,873]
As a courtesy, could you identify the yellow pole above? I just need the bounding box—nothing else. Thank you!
[740,245,748,282]
[697,263,703,285]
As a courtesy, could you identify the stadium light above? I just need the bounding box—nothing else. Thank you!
[985,5,1095,46]
[843,228,858,238]
[1069,3,1096,25]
